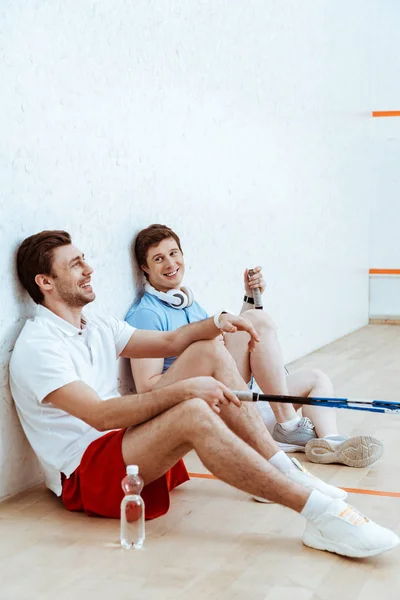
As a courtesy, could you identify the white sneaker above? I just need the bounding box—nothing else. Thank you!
[303,500,400,558]
[287,458,347,500]
[252,458,346,504]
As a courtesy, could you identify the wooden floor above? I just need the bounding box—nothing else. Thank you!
[1,324,400,600]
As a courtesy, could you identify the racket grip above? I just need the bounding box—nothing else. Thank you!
[248,269,263,309]
[233,390,257,402]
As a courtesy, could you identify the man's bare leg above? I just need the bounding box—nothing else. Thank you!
[287,370,385,467]
[224,310,342,439]
[151,340,343,498]
[287,369,338,438]
[153,338,284,461]
[150,339,358,483]
[120,398,399,559]
[122,397,309,510]
[224,310,298,423]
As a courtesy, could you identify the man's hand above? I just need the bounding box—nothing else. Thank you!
[218,313,260,352]
[185,376,241,414]
[244,266,266,297]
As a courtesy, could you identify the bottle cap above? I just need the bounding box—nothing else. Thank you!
[126,465,139,476]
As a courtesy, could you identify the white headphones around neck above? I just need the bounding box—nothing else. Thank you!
[145,282,194,309]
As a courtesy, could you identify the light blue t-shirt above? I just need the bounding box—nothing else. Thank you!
[125,292,209,372]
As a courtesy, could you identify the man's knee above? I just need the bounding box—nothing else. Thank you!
[192,338,236,366]
[180,397,218,435]
[309,368,333,392]
[244,309,277,333]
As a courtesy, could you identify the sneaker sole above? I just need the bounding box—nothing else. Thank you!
[305,436,384,468]
[252,495,275,504]
[303,530,399,558]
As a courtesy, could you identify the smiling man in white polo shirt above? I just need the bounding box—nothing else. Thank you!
[9,230,399,558]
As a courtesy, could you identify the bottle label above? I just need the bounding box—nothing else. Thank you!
[125,499,143,523]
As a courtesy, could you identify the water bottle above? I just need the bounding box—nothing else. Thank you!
[120,464,145,549]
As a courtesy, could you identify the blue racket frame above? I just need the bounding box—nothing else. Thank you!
[233,391,400,414]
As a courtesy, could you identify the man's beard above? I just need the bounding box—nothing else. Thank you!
[54,281,95,308]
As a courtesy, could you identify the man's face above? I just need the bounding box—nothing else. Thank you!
[46,244,95,308]
[142,237,185,292]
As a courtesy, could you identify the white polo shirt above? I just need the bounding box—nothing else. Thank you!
[9,305,136,496]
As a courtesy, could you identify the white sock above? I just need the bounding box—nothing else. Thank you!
[279,416,301,431]
[301,490,336,522]
[269,450,295,474]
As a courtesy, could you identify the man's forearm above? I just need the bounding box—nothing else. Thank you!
[169,316,220,356]
[95,380,192,431]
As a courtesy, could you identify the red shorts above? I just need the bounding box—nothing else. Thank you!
[61,429,189,520]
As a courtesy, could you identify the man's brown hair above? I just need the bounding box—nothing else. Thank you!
[134,224,182,279]
[17,230,72,304]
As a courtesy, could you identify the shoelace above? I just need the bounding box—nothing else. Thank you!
[299,417,315,431]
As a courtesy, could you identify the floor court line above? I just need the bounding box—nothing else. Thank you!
[188,472,400,498]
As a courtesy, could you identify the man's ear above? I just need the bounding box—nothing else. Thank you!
[35,274,54,293]
[141,264,149,276]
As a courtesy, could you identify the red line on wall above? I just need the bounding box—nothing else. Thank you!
[372,110,400,118]
[369,269,400,275]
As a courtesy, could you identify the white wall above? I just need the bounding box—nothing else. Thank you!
[368,4,400,318]
[0,0,378,499]
[369,276,400,318]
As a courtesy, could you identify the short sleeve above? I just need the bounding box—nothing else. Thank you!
[125,308,164,332]
[104,316,136,356]
[10,342,80,404]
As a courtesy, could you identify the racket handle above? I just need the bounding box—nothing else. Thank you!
[233,390,256,402]
[248,269,263,309]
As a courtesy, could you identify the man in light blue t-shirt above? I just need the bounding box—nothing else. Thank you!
[126,224,383,469]
[126,283,209,373]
